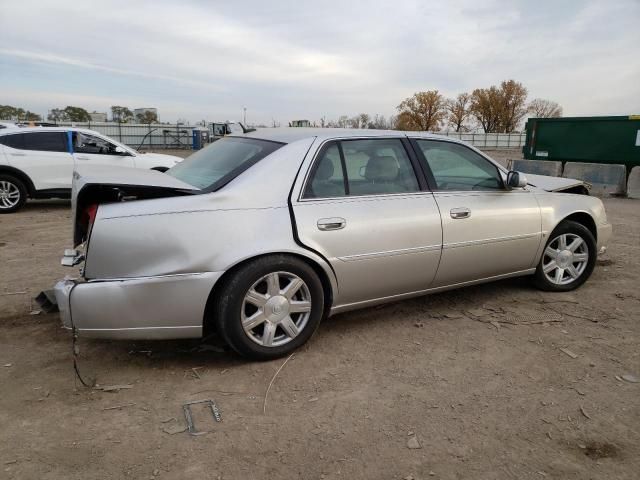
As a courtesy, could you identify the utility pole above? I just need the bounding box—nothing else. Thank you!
[243,107,247,125]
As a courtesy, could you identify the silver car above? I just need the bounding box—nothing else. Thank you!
[53,129,612,359]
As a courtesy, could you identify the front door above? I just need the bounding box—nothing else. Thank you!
[292,138,442,307]
[412,139,542,287]
[72,131,135,169]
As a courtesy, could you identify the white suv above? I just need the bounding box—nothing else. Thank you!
[0,127,183,213]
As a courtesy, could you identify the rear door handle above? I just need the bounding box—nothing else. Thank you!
[450,207,471,219]
[75,156,90,161]
[10,152,26,157]
[317,217,346,231]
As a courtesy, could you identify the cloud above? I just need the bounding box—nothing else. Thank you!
[1,0,638,123]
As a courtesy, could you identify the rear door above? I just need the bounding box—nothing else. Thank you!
[1,131,73,190]
[292,137,442,307]
[412,139,542,286]
[72,131,135,169]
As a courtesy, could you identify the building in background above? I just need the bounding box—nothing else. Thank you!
[89,111,108,122]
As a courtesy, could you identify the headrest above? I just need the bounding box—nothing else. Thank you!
[314,157,335,180]
[365,156,398,181]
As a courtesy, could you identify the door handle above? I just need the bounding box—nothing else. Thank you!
[75,156,90,160]
[10,153,26,157]
[317,217,346,231]
[450,207,471,219]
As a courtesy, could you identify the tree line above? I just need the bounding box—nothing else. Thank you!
[0,105,42,122]
[47,105,158,123]
[317,79,561,133]
[0,105,159,124]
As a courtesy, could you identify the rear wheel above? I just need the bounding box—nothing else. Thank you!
[213,255,324,360]
[533,220,596,291]
[0,175,27,213]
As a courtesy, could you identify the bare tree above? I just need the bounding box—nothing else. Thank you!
[528,98,563,118]
[396,90,447,131]
[499,80,529,133]
[469,86,502,133]
[469,80,529,133]
[358,113,371,129]
[446,93,471,132]
[336,115,350,128]
[348,116,361,129]
[369,114,390,129]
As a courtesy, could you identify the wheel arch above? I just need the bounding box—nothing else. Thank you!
[202,251,336,336]
[0,166,36,196]
[559,211,597,242]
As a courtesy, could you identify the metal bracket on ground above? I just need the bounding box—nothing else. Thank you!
[182,399,222,435]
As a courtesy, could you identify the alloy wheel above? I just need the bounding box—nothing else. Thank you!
[0,180,21,209]
[542,233,589,285]
[241,271,312,347]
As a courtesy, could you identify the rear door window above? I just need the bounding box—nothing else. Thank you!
[22,132,68,152]
[303,138,420,198]
[0,133,26,149]
[305,144,347,198]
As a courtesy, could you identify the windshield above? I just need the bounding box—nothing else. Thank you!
[166,137,283,190]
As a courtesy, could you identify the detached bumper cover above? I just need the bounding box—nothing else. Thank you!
[53,272,223,340]
[597,222,613,251]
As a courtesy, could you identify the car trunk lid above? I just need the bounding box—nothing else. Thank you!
[72,165,198,246]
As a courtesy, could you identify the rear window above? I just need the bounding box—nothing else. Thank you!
[166,137,283,190]
[0,133,25,149]
[0,132,67,152]
[24,132,68,152]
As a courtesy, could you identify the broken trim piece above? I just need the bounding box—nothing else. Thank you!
[183,399,221,435]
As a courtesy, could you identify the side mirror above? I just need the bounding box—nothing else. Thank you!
[114,146,129,156]
[506,171,528,189]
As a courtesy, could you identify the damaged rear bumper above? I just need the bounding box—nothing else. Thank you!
[52,272,223,340]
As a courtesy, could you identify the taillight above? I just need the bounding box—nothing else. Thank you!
[82,203,98,234]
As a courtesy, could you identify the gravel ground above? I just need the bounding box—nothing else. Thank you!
[0,170,638,479]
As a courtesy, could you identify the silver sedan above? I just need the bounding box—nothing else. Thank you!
[53,129,612,359]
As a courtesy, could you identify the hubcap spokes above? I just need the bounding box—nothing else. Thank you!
[242,272,312,347]
[542,233,589,285]
[0,181,20,209]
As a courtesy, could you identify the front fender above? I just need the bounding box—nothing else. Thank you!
[533,191,610,259]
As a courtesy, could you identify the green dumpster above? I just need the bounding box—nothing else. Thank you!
[523,115,640,170]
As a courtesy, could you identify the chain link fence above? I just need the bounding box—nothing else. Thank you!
[52,122,526,150]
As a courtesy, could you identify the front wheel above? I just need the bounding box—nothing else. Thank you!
[213,255,325,360]
[533,220,597,291]
[0,175,27,213]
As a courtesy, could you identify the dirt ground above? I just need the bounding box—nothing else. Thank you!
[1,189,639,479]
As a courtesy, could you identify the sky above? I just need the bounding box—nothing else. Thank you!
[1,0,639,125]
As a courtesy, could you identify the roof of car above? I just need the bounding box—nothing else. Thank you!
[238,127,460,144]
[0,126,102,135]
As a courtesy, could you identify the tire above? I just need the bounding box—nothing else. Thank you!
[533,220,597,292]
[213,255,325,360]
[0,174,27,213]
